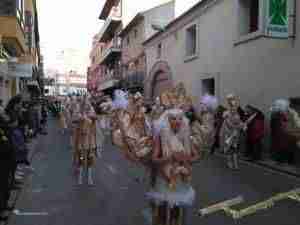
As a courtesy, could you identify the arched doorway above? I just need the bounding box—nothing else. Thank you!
[145,61,173,101]
[152,71,172,99]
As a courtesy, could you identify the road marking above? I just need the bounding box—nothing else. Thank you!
[13,209,49,216]
[198,188,300,220]
[198,196,244,217]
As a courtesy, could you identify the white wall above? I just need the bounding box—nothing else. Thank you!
[122,0,173,28]
[175,0,200,17]
[145,0,300,113]
[144,1,175,40]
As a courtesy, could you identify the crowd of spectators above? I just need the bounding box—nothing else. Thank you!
[0,95,48,222]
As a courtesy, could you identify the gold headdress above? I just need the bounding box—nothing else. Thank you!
[226,93,240,109]
[159,83,194,111]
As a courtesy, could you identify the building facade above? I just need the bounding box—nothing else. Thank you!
[144,0,298,112]
[96,0,122,94]
[46,70,87,96]
[89,0,174,95]
[87,34,105,94]
[119,1,175,93]
[0,0,42,104]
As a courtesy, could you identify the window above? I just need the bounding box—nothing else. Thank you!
[134,29,138,38]
[157,43,162,59]
[185,24,197,57]
[202,78,215,96]
[238,0,259,35]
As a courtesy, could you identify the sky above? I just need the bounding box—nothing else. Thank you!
[37,0,200,76]
[37,0,104,75]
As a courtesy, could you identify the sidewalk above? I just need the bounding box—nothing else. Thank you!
[216,151,300,178]
[0,137,39,225]
[241,155,300,178]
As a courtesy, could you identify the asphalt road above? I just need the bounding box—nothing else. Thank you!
[8,119,300,225]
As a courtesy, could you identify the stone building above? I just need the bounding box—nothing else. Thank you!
[119,1,175,93]
[144,0,298,112]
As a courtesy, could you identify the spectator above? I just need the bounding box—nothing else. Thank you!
[40,103,48,135]
[9,118,31,167]
[211,105,227,154]
[270,99,295,164]
[0,113,16,221]
[244,105,265,161]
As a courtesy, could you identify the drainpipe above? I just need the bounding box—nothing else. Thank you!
[291,0,297,46]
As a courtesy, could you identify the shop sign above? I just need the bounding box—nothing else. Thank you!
[265,0,289,38]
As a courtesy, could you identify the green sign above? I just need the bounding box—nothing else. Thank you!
[266,0,289,38]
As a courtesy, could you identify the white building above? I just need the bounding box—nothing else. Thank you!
[144,0,299,112]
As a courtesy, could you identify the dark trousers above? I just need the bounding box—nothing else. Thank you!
[0,161,14,213]
[246,139,262,160]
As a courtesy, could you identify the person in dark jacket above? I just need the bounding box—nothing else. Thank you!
[40,103,48,135]
[270,99,296,164]
[0,117,15,221]
[211,105,227,154]
[244,105,265,161]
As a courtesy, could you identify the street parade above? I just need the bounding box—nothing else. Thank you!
[41,84,300,225]
[1,0,300,225]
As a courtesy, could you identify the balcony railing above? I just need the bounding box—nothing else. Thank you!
[98,4,121,42]
[100,37,121,63]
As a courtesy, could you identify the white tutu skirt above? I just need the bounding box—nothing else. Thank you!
[146,176,195,208]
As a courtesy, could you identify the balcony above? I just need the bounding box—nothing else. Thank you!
[121,71,145,92]
[97,66,122,91]
[98,6,121,42]
[99,0,121,20]
[0,6,26,56]
[0,16,26,56]
[100,37,121,65]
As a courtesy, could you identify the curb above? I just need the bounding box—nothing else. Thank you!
[214,153,300,179]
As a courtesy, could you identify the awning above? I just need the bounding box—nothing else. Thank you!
[8,62,33,78]
[98,79,119,91]
[0,62,8,77]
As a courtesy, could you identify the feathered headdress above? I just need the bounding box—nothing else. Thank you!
[200,94,218,111]
[112,89,129,110]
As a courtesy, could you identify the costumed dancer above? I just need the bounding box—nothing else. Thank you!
[220,94,245,169]
[69,96,80,149]
[190,94,217,157]
[111,90,152,165]
[58,100,67,134]
[63,97,71,130]
[147,85,199,225]
[69,97,82,173]
[76,96,97,185]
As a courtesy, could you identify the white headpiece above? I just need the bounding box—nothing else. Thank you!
[134,92,143,99]
[270,99,290,112]
[200,94,218,111]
